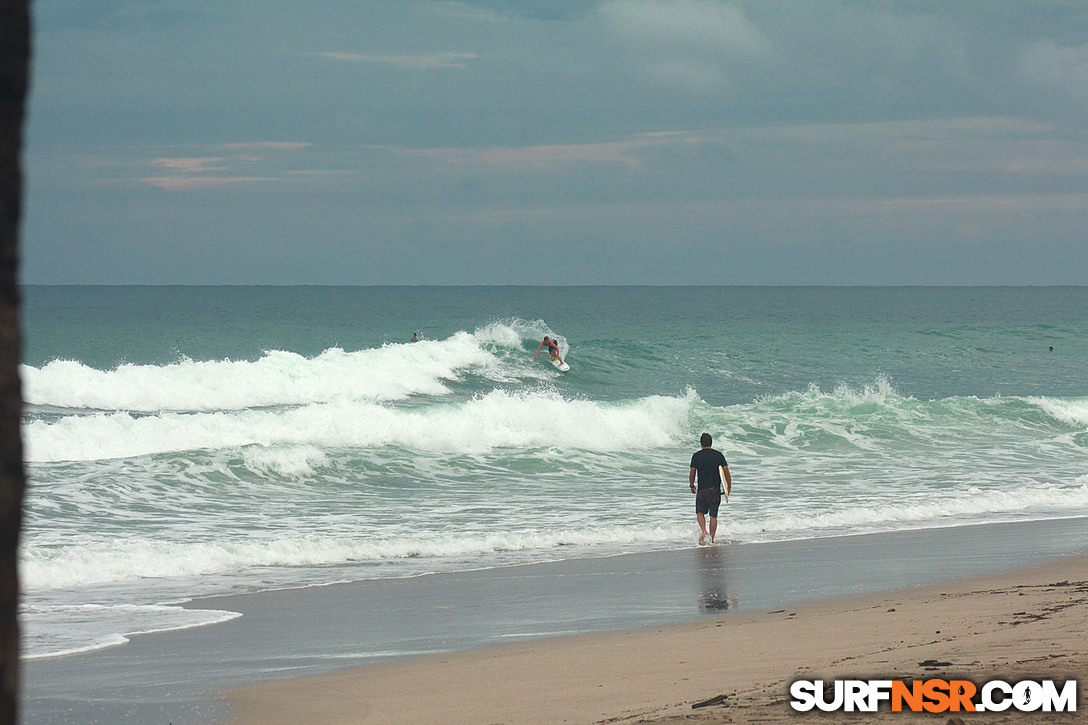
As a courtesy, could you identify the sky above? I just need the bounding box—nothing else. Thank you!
[20,0,1088,285]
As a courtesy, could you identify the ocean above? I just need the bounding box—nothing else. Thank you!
[18,285,1088,662]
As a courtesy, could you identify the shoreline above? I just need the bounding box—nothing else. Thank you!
[222,553,1088,724]
[22,517,1088,724]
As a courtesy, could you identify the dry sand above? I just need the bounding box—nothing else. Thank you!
[221,554,1088,725]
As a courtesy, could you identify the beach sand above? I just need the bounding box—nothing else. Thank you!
[221,553,1088,725]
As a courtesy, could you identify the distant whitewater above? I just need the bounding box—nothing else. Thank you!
[18,285,1088,659]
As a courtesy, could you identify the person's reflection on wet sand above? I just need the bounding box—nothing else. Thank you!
[696,545,737,612]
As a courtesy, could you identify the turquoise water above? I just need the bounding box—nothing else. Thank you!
[18,285,1088,659]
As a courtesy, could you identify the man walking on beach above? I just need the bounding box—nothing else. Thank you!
[689,433,730,545]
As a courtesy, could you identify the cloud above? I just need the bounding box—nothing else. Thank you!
[141,142,315,191]
[316,52,478,70]
[1016,39,1088,108]
[24,0,1088,284]
[595,0,772,97]
[396,133,695,168]
[598,0,771,58]
[219,142,313,151]
[150,157,229,173]
[141,177,273,191]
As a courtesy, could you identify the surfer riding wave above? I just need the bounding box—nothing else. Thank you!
[532,336,566,367]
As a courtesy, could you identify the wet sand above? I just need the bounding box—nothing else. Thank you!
[222,554,1088,724]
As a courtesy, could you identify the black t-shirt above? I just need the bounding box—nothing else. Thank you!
[690,448,728,492]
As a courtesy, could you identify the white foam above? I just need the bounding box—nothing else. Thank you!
[20,524,692,592]
[23,389,700,462]
[20,319,580,417]
[1028,396,1088,427]
[20,602,242,660]
[23,476,1088,594]
[727,480,1088,540]
[755,376,902,407]
[21,332,505,412]
[473,318,570,358]
[240,445,329,478]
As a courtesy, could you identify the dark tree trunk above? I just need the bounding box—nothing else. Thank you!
[0,0,29,723]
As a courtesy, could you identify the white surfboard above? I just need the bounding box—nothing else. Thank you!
[549,357,570,372]
[719,466,729,502]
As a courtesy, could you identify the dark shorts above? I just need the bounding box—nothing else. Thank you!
[695,488,721,517]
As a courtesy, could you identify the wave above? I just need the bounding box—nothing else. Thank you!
[20,320,568,413]
[22,478,1088,593]
[22,371,1088,463]
[23,389,699,462]
[1027,395,1088,427]
[748,377,1088,428]
[20,524,691,591]
[725,479,1088,540]
[709,378,1088,458]
[20,603,242,660]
